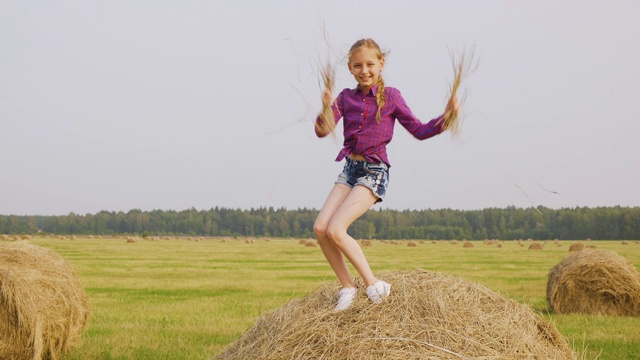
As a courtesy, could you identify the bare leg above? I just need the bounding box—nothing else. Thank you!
[314,184,357,288]
[326,185,379,287]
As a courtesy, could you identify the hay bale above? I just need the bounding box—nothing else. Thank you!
[0,242,89,359]
[406,241,417,247]
[361,240,373,247]
[304,240,317,247]
[528,243,544,250]
[462,241,474,248]
[568,243,584,252]
[547,249,640,316]
[216,270,574,360]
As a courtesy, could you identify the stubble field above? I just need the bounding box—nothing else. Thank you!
[22,237,640,359]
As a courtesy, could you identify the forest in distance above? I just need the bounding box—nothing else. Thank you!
[0,206,640,240]
[1,206,639,241]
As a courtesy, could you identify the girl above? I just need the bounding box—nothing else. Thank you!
[313,38,459,311]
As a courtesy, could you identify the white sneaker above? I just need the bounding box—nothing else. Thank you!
[335,287,358,311]
[366,280,391,304]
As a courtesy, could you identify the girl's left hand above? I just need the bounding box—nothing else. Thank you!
[445,96,460,118]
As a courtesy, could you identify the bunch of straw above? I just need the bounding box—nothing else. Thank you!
[0,241,89,359]
[440,48,478,136]
[547,249,640,316]
[216,270,574,360]
[315,62,337,138]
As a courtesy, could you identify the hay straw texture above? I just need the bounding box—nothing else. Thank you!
[440,48,478,137]
[547,249,640,316]
[314,62,337,139]
[216,270,574,360]
[0,242,89,360]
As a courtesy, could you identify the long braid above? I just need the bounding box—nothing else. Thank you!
[375,75,385,123]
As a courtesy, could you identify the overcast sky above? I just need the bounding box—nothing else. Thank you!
[1,1,639,216]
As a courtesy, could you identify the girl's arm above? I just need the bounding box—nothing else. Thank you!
[391,88,445,140]
[315,89,343,138]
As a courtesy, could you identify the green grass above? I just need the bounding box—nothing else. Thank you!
[22,237,640,359]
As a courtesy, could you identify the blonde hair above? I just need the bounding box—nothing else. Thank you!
[348,38,387,122]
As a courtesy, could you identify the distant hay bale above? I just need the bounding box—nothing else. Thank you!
[361,240,373,247]
[407,241,417,247]
[568,243,584,252]
[431,240,437,244]
[462,241,474,248]
[449,239,458,245]
[622,241,629,245]
[496,243,503,248]
[245,238,254,244]
[216,270,574,360]
[528,243,544,250]
[304,240,317,247]
[0,242,89,359]
[547,249,640,316]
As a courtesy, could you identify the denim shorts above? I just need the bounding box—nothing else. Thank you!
[335,158,390,203]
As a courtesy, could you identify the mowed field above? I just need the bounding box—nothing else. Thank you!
[24,237,640,359]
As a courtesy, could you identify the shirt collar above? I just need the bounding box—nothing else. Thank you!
[355,83,379,97]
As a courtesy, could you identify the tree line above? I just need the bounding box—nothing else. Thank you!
[1,206,639,240]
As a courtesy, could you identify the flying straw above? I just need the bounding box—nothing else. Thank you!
[315,24,337,139]
[440,47,479,136]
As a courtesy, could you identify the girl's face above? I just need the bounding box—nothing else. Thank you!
[348,47,385,92]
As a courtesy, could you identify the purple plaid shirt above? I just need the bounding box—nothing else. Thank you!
[315,84,445,167]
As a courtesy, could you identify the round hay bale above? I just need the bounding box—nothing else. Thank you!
[361,240,373,247]
[0,242,89,359]
[406,241,417,247]
[568,243,584,252]
[547,249,640,316]
[304,240,317,247]
[528,243,544,250]
[462,241,474,248]
[216,270,574,360]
